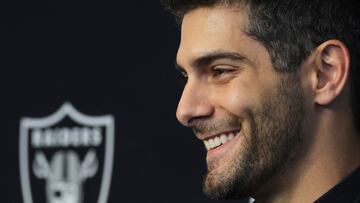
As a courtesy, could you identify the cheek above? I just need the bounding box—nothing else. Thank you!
[211,81,261,116]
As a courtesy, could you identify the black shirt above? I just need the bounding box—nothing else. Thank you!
[315,167,360,203]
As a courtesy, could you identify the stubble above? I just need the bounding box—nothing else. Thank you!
[202,74,305,199]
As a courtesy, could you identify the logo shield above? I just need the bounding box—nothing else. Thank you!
[19,103,114,203]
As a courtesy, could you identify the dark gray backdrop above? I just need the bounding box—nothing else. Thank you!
[1,0,248,202]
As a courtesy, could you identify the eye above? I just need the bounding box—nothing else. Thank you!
[181,71,188,79]
[180,71,188,82]
[175,70,188,85]
[211,66,235,77]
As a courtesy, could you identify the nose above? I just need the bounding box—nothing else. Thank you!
[176,81,214,127]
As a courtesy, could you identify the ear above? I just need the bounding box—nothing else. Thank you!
[313,40,350,105]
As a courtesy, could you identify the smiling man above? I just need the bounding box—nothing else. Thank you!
[164,0,360,202]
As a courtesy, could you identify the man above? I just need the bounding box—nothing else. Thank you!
[164,0,360,202]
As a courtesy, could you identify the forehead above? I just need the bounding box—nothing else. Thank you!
[182,6,248,36]
[177,6,253,65]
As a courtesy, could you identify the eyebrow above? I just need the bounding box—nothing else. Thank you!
[175,50,246,73]
[193,51,246,67]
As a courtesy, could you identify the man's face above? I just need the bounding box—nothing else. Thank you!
[176,6,305,199]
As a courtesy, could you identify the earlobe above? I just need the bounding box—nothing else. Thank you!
[314,40,350,106]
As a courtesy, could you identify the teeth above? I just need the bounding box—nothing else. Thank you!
[209,139,215,148]
[228,132,234,140]
[214,137,220,146]
[220,134,227,144]
[204,140,210,149]
[204,131,238,150]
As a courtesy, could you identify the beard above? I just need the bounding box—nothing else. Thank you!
[197,74,305,199]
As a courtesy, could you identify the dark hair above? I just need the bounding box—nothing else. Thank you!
[163,0,360,131]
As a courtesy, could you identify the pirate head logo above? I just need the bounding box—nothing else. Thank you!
[33,150,98,203]
[20,103,114,203]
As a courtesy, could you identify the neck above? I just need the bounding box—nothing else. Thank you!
[253,107,360,203]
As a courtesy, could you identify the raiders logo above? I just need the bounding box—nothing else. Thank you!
[19,103,114,203]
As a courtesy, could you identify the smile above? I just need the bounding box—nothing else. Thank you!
[204,130,239,151]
